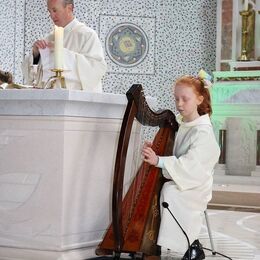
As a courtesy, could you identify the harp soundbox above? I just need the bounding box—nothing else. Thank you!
[96,84,178,258]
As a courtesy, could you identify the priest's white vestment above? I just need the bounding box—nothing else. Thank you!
[157,114,220,254]
[22,18,107,92]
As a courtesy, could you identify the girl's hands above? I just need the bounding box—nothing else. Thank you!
[142,141,159,166]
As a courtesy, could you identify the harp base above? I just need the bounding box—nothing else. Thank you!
[89,257,137,260]
[88,256,134,260]
[90,252,143,259]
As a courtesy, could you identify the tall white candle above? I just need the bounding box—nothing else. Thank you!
[243,0,248,11]
[54,26,64,69]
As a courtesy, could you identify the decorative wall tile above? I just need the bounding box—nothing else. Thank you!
[24,0,52,55]
[100,15,155,74]
[14,0,26,83]
[0,1,16,73]
[0,0,25,83]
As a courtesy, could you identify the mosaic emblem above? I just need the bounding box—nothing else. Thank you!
[106,23,149,67]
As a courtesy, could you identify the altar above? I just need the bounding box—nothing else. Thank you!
[211,70,260,179]
[0,89,145,259]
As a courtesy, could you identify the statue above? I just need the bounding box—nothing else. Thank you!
[0,69,13,86]
[0,69,34,89]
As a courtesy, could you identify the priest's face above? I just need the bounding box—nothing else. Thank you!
[47,0,73,27]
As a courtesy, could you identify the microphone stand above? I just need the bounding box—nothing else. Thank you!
[162,202,191,260]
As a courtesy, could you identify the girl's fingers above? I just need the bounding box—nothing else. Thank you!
[142,148,152,156]
[144,141,153,148]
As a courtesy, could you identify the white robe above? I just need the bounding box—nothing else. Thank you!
[22,18,107,92]
[157,114,220,254]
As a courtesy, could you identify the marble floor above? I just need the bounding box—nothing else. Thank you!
[161,209,260,260]
[159,181,260,260]
[1,183,259,260]
[91,207,260,260]
[2,208,259,260]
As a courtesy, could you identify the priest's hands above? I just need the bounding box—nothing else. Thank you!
[32,40,54,57]
[142,141,159,166]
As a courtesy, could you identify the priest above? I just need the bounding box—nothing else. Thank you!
[22,0,107,92]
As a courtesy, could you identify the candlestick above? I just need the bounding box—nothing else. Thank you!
[44,69,66,89]
[54,26,64,69]
[243,0,248,11]
[238,9,253,61]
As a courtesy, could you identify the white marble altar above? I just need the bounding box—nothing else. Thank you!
[0,89,150,259]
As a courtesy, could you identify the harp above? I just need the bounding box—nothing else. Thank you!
[96,84,178,258]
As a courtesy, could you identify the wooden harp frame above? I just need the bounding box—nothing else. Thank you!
[97,84,178,258]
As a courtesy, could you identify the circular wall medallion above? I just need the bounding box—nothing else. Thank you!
[106,23,149,67]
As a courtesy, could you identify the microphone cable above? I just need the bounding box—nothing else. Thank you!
[162,202,191,260]
[162,201,233,260]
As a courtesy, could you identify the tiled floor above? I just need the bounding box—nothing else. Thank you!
[1,183,259,260]
[91,208,260,260]
[1,209,259,260]
[162,209,260,260]
[161,181,260,260]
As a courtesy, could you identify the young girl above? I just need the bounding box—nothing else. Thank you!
[142,71,220,260]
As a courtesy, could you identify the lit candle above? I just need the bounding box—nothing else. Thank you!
[243,0,248,11]
[54,25,64,69]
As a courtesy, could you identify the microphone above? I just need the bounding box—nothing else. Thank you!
[162,202,191,260]
[162,202,169,208]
